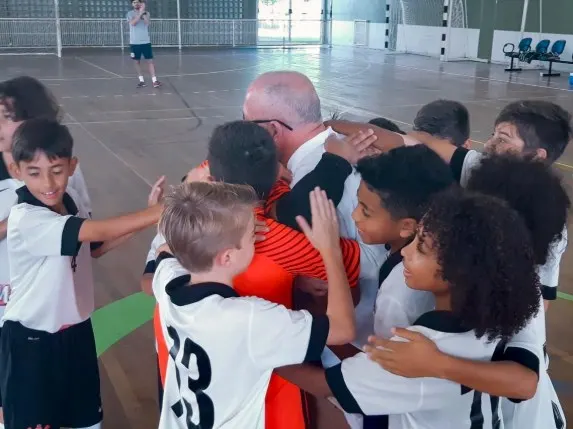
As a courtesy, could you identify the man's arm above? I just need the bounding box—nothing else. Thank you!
[364,329,538,400]
[142,11,150,25]
[128,10,143,26]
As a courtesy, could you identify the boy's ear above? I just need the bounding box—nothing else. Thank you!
[534,148,548,161]
[68,157,78,177]
[462,140,471,150]
[398,218,417,239]
[215,248,234,269]
[8,160,21,181]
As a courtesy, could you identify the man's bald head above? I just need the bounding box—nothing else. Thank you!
[244,71,322,127]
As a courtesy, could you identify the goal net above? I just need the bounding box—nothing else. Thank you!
[0,0,61,57]
[388,0,477,61]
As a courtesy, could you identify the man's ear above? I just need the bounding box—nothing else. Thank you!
[398,218,417,239]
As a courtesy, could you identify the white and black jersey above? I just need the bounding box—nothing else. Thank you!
[0,176,19,325]
[144,233,166,276]
[326,311,503,429]
[374,251,435,339]
[450,147,568,301]
[501,298,566,429]
[153,255,329,429]
[4,186,95,333]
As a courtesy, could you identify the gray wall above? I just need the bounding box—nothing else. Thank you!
[331,0,387,23]
[466,0,573,34]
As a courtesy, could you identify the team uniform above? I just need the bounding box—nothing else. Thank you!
[148,178,361,429]
[326,311,503,429]
[153,255,330,429]
[287,127,388,354]
[0,186,102,429]
[450,146,567,429]
[148,154,359,429]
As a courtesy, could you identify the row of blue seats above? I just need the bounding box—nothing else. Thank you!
[503,38,567,64]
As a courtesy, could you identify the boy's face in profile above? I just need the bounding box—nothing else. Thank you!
[352,181,406,245]
[485,122,527,157]
[132,1,142,10]
[15,152,77,208]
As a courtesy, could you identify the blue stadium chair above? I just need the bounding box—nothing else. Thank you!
[503,37,532,59]
[522,39,551,63]
[503,38,532,72]
[542,39,567,61]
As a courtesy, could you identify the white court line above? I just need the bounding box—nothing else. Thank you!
[64,115,225,126]
[83,105,242,115]
[38,64,260,82]
[75,57,123,78]
[65,112,153,186]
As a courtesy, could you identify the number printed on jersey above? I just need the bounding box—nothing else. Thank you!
[168,326,215,429]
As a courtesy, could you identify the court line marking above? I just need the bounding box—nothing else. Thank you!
[75,56,123,78]
[36,64,261,82]
[558,291,573,302]
[65,111,153,186]
[64,115,225,126]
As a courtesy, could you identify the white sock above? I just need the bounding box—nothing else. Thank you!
[152,76,157,83]
[138,76,144,83]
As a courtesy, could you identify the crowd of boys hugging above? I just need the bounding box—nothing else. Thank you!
[0,70,570,429]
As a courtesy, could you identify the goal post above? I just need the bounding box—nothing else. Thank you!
[387,0,478,62]
[0,0,61,57]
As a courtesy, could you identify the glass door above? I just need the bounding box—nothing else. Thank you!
[258,0,324,45]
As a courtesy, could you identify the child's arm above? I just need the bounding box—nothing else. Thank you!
[0,218,6,241]
[296,188,355,344]
[363,328,539,400]
[90,176,164,258]
[325,120,405,153]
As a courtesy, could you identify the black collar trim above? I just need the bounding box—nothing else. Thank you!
[378,250,404,287]
[16,186,78,215]
[166,277,239,306]
[413,311,471,333]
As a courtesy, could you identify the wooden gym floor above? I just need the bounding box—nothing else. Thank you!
[1,46,572,428]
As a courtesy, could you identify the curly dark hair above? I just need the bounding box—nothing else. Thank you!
[467,154,570,266]
[420,189,540,342]
[0,76,62,122]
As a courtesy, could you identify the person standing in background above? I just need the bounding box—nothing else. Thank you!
[127,0,161,88]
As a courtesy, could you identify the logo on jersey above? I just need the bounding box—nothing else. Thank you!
[0,283,11,306]
[167,326,215,429]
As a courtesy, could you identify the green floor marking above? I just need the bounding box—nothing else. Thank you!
[557,291,573,302]
[92,292,155,357]
[91,289,573,357]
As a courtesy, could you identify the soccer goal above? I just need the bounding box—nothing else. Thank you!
[387,0,478,62]
[0,0,62,57]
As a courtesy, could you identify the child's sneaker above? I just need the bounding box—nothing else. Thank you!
[137,81,147,88]
[153,81,162,88]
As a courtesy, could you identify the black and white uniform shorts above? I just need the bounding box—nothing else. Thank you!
[0,318,103,429]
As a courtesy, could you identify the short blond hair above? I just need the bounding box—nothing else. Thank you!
[159,182,258,273]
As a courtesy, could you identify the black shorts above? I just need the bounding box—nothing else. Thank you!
[0,319,103,429]
[130,43,153,60]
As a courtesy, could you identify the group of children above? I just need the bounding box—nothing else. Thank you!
[0,72,570,429]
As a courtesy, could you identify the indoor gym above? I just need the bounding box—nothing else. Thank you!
[1,0,573,428]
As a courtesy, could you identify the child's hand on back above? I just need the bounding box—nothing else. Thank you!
[148,176,165,207]
[326,130,379,164]
[296,187,341,256]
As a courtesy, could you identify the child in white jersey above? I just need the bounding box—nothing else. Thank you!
[153,182,357,429]
[275,189,541,429]
[366,155,570,429]
[0,118,164,429]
